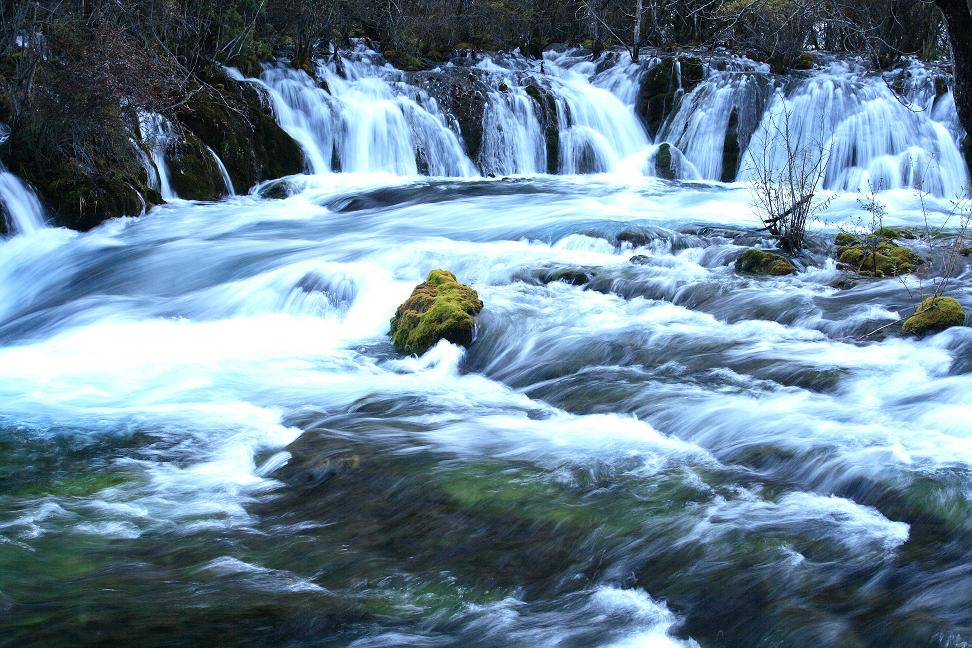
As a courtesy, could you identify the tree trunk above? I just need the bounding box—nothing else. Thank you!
[934,0,972,166]
[633,0,644,62]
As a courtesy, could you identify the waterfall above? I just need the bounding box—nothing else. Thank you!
[226,42,967,195]
[739,64,969,196]
[0,162,46,235]
[139,112,178,200]
[249,47,476,177]
[206,145,236,196]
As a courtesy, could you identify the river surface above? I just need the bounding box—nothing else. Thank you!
[1,171,971,647]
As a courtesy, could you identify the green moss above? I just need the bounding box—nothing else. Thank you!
[794,52,814,70]
[835,232,859,247]
[902,296,966,335]
[383,49,428,72]
[390,270,484,355]
[769,260,796,275]
[735,248,796,275]
[838,241,920,277]
[873,226,913,240]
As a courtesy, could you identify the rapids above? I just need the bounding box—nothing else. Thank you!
[1,45,971,647]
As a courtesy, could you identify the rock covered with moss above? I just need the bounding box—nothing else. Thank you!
[636,57,704,139]
[176,67,304,193]
[835,231,921,277]
[735,248,797,275]
[902,296,966,336]
[390,270,484,355]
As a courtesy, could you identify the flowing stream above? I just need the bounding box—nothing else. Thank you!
[1,46,972,647]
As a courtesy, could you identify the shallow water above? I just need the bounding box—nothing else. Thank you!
[0,173,971,646]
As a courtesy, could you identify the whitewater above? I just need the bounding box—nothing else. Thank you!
[0,45,971,647]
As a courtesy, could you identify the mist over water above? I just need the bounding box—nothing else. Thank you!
[1,45,971,647]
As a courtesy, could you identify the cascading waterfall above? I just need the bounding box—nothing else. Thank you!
[0,124,46,236]
[139,112,178,200]
[0,162,46,235]
[243,44,967,196]
[740,63,970,196]
[6,39,972,648]
[248,48,476,177]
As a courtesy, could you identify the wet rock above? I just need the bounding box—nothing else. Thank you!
[635,56,704,138]
[258,178,302,199]
[902,296,966,335]
[830,276,859,290]
[629,255,651,265]
[176,67,304,193]
[525,84,561,173]
[419,71,489,163]
[166,128,225,200]
[654,143,677,180]
[390,270,484,355]
[836,239,920,277]
[721,108,741,182]
[735,248,797,276]
[538,269,592,286]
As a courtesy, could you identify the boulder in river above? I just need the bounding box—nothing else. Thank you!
[734,248,797,276]
[902,296,966,336]
[836,233,920,277]
[390,270,484,355]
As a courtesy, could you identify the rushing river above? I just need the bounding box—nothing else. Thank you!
[1,45,972,648]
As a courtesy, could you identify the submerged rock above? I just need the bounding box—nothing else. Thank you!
[390,270,484,355]
[735,248,797,275]
[902,296,966,336]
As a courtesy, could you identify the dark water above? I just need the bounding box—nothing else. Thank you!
[1,176,971,647]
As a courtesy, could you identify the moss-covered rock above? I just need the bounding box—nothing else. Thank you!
[835,232,859,247]
[165,128,225,200]
[383,49,430,72]
[635,56,704,138]
[5,138,158,231]
[176,68,304,192]
[793,52,815,70]
[837,241,920,277]
[902,296,966,335]
[390,270,484,355]
[872,226,914,240]
[735,248,797,275]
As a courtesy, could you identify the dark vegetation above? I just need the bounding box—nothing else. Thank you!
[0,0,970,229]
